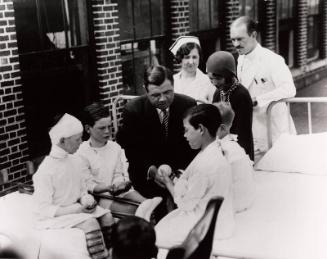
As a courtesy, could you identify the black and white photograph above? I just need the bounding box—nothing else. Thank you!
[1,0,327,259]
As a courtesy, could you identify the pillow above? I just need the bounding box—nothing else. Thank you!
[255,132,327,175]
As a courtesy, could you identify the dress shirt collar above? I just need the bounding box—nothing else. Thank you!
[156,107,169,122]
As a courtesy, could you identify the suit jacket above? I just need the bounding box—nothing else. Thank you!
[117,93,197,198]
[213,84,254,161]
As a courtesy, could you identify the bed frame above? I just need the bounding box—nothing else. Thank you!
[266,97,327,148]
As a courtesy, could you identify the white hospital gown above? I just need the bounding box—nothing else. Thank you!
[33,145,108,229]
[76,140,130,192]
[219,135,256,213]
[155,142,235,248]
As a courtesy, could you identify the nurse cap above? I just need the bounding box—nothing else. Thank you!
[49,113,83,145]
[169,36,200,56]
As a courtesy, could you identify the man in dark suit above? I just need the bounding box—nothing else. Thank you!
[117,65,197,198]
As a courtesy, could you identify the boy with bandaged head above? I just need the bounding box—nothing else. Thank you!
[33,113,114,259]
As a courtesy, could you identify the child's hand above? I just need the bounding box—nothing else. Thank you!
[79,194,97,213]
[81,202,97,213]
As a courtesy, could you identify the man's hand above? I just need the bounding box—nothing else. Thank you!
[108,181,132,196]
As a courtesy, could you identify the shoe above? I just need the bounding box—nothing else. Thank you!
[135,197,163,222]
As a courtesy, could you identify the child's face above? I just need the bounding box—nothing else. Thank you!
[88,117,112,144]
[62,133,83,154]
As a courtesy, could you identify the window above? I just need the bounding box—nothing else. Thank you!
[277,0,295,67]
[189,0,221,71]
[13,0,97,158]
[239,0,259,21]
[189,0,219,32]
[307,0,321,60]
[118,0,166,95]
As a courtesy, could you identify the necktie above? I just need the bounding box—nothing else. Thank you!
[161,109,169,138]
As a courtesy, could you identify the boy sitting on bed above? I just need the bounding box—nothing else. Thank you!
[214,102,256,213]
[33,113,114,259]
[76,102,162,220]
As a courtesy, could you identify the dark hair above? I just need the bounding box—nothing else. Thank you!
[233,16,258,35]
[184,104,222,137]
[111,216,158,259]
[82,102,110,127]
[175,42,202,64]
[144,65,174,91]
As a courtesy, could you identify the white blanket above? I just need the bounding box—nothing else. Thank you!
[212,171,327,259]
[0,192,90,259]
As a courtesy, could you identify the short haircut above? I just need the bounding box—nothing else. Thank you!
[184,104,222,137]
[111,216,158,259]
[144,65,174,91]
[82,102,110,127]
[175,42,202,64]
[214,102,235,127]
[232,16,258,35]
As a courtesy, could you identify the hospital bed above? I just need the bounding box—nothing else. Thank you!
[211,97,327,259]
[1,96,327,259]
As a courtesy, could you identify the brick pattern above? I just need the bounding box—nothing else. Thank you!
[221,0,240,52]
[294,0,308,68]
[91,0,123,119]
[261,0,277,52]
[0,0,29,194]
[170,0,190,72]
[321,0,327,59]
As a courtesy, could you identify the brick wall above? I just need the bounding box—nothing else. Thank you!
[261,0,277,52]
[294,0,308,69]
[170,0,190,72]
[91,0,124,133]
[221,0,240,52]
[321,0,327,59]
[0,0,29,194]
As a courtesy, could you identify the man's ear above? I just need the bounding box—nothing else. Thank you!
[251,31,257,38]
[59,137,65,145]
[85,125,91,134]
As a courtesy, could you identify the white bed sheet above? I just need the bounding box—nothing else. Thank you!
[0,192,90,259]
[212,171,327,259]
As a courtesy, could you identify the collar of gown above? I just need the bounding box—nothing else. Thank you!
[244,43,261,62]
[49,145,69,159]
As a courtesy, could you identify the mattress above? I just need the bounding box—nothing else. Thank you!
[212,171,327,259]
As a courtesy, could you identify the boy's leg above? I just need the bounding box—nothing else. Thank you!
[98,212,115,250]
[122,190,146,203]
[75,218,108,259]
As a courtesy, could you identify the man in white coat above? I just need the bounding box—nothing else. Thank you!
[230,16,296,159]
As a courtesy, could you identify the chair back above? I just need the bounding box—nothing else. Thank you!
[166,196,224,259]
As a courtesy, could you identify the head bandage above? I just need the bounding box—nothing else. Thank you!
[169,36,200,56]
[49,113,83,145]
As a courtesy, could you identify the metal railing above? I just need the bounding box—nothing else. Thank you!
[266,97,327,148]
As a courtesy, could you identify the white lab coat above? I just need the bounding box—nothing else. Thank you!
[155,142,235,248]
[174,68,216,103]
[237,44,296,153]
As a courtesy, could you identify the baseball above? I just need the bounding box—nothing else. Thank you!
[80,194,95,207]
[158,164,172,177]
